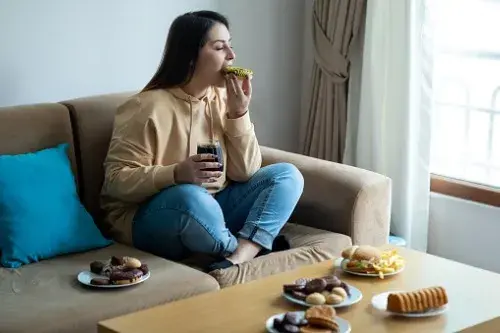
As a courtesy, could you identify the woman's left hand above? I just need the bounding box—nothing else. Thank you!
[226,74,252,119]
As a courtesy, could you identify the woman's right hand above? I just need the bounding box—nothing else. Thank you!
[174,154,222,185]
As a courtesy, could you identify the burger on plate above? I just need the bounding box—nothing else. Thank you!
[340,245,382,273]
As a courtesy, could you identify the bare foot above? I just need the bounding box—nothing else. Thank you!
[226,238,262,265]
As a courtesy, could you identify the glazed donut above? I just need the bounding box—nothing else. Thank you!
[110,268,144,285]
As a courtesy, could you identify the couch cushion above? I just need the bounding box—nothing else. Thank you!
[0,103,78,187]
[208,223,352,288]
[61,92,134,235]
[0,243,219,333]
[0,143,111,268]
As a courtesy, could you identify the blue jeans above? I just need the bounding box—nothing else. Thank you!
[132,163,304,261]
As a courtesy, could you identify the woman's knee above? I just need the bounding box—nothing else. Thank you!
[260,162,304,194]
[141,184,222,219]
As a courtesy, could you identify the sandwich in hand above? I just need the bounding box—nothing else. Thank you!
[387,286,448,313]
[341,245,405,278]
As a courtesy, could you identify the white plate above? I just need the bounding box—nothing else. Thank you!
[340,259,404,277]
[266,311,351,333]
[282,283,363,308]
[77,270,151,288]
[371,291,449,317]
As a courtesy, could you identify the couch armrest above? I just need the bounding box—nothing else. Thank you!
[260,146,391,246]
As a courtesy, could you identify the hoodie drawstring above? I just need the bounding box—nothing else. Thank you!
[188,97,194,159]
[206,98,215,145]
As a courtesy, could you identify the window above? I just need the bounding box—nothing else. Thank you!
[427,0,500,194]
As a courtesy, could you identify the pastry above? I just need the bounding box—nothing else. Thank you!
[324,286,347,305]
[305,305,337,331]
[89,261,104,274]
[139,264,149,275]
[323,276,341,290]
[109,268,143,285]
[111,256,124,266]
[305,293,326,305]
[284,275,351,305]
[304,278,327,294]
[101,262,114,277]
[300,325,335,333]
[325,293,344,305]
[284,312,302,326]
[90,278,109,286]
[269,306,340,333]
[123,256,142,269]
[331,287,347,299]
[222,66,253,79]
[301,323,338,333]
[88,256,148,285]
[295,278,313,285]
[305,305,336,320]
[339,282,351,297]
[273,318,283,329]
[387,286,448,313]
[291,291,308,301]
[282,324,300,333]
[284,284,305,293]
[273,311,308,333]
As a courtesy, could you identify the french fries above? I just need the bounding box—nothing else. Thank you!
[371,249,405,279]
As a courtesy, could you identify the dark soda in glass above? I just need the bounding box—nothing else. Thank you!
[197,141,224,172]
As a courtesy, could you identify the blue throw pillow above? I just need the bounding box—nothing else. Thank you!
[0,143,112,268]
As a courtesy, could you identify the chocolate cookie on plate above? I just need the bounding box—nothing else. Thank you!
[304,278,327,294]
[90,278,110,286]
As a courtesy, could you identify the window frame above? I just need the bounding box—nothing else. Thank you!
[430,174,500,207]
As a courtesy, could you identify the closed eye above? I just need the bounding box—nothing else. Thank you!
[216,45,232,51]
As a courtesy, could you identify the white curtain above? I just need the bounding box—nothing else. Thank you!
[343,0,433,251]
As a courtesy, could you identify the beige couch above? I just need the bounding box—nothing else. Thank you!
[0,92,391,333]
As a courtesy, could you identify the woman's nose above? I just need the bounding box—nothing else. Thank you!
[227,47,236,60]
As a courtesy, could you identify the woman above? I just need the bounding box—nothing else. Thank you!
[100,10,304,271]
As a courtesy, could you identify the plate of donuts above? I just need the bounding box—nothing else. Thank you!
[77,255,150,288]
[282,275,362,308]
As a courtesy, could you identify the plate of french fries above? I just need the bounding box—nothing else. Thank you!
[341,249,406,279]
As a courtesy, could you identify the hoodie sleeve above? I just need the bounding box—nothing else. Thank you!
[101,98,177,203]
[223,111,262,182]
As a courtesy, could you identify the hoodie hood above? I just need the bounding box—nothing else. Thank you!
[168,86,218,103]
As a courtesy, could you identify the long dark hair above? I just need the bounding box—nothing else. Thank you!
[142,10,229,92]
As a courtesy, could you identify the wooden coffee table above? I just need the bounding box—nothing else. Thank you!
[98,246,500,333]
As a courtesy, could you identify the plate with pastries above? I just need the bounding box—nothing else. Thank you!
[266,305,351,333]
[282,275,362,308]
[371,286,449,317]
[340,245,405,279]
[77,255,150,288]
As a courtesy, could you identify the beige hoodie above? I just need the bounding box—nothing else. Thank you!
[101,86,262,245]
